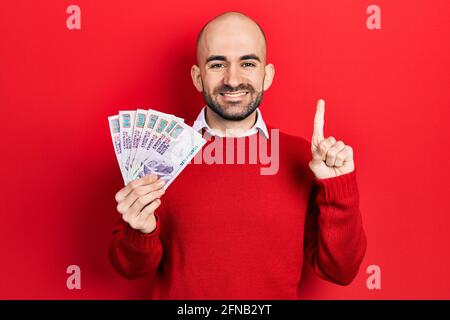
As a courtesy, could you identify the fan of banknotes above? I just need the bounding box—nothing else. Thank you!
[108,109,206,188]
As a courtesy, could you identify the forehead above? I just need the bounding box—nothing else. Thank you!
[199,20,265,62]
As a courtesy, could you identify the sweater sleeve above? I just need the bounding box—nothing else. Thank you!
[108,212,163,280]
[304,169,367,286]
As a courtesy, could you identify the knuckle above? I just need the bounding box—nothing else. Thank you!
[116,203,124,214]
[319,142,328,151]
[131,189,140,198]
[154,199,162,208]
[149,183,160,192]
[137,196,148,207]
[129,180,139,190]
[141,204,152,215]
[146,200,160,214]
[147,193,158,203]
[134,187,146,197]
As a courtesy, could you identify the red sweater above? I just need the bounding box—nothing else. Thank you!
[108,127,367,299]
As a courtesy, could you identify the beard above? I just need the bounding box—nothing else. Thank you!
[202,82,264,121]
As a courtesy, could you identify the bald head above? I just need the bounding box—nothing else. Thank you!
[196,12,267,64]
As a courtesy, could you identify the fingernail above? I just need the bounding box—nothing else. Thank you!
[157,180,166,187]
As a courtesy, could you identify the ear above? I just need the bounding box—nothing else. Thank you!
[191,65,203,92]
[263,63,275,91]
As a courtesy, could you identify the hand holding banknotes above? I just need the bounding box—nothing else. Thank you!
[108,108,206,233]
[115,173,165,234]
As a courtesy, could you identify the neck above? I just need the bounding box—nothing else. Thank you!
[205,106,257,137]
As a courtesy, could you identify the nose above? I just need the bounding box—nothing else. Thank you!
[223,64,242,89]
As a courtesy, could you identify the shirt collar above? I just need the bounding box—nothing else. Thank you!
[192,106,270,139]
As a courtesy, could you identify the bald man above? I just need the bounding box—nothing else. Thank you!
[109,11,367,299]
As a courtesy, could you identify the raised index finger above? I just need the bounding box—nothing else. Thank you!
[313,99,325,141]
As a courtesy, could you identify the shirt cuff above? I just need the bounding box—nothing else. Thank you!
[315,169,359,203]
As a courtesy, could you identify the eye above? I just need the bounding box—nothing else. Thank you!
[242,62,256,68]
[210,63,224,69]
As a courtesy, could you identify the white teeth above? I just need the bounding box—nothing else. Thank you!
[223,92,247,97]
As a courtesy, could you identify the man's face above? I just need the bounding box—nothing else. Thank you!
[193,17,271,121]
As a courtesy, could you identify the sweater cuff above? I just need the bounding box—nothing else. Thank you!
[123,213,161,250]
[315,169,359,203]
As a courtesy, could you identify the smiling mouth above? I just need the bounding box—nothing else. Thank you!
[219,91,248,97]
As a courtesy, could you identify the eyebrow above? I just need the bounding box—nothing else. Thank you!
[205,54,261,64]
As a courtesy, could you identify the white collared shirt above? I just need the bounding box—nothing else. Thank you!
[192,106,270,139]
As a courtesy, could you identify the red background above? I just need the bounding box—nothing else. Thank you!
[1,0,449,299]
